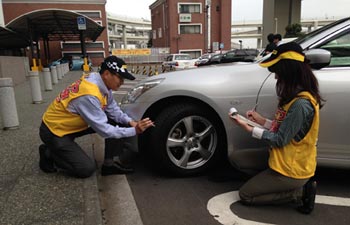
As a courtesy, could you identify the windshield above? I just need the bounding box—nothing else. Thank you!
[256,17,350,63]
[294,17,350,44]
[175,55,191,60]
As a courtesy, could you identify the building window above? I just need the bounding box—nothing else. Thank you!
[153,30,157,39]
[179,49,202,59]
[179,24,202,34]
[178,3,201,13]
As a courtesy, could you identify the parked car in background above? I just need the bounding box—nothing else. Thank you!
[121,17,350,176]
[48,55,92,71]
[197,53,224,67]
[220,48,259,63]
[195,53,215,66]
[162,53,197,71]
[70,55,92,71]
[48,56,71,68]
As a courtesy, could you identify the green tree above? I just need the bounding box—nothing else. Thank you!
[285,23,303,38]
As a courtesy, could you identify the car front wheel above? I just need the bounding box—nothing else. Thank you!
[147,103,226,176]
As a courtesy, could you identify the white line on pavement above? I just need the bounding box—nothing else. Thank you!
[207,191,350,225]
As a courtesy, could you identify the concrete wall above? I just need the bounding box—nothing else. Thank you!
[0,56,29,85]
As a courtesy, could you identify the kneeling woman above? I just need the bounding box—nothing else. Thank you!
[230,42,324,214]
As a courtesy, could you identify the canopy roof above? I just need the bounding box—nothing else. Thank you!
[0,26,30,49]
[1,9,105,49]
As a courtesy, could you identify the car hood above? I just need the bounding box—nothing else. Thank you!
[140,62,273,99]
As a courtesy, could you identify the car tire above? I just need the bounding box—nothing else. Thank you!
[147,103,226,176]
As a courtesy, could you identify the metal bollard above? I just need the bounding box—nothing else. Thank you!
[28,71,43,104]
[42,68,52,91]
[56,64,63,80]
[50,66,58,84]
[0,78,19,130]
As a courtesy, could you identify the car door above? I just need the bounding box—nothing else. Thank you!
[310,26,350,166]
[221,51,235,63]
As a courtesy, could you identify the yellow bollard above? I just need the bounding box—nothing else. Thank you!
[135,65,140,74]
[38,59,43,71]
[155,64,159,75]
[83,57,90,72]
[148,65,153,76]
[31,58,39,71]
[142,66,147,75]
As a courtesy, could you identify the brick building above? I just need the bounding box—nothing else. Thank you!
[2,0,108,66]
[150,0,231,58]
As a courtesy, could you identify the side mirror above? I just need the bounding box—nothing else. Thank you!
[304,49,331,70]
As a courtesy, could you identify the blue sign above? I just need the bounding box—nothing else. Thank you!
[219,43,224,49]
[77,16,86,30]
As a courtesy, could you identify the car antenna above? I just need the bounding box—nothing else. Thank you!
[253,72,273,111]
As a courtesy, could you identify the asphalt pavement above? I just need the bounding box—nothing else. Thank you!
[0,70,103,225]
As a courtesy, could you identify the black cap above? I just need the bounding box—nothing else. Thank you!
[259,42,305,68]
[101,56,135,80]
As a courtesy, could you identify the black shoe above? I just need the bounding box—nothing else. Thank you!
[39,144,57,173]
[101,161,134,176]
[297,180,317,214]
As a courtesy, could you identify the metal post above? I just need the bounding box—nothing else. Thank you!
[43,37,48,66]
[274,18,278,34]
[28,71,43,104]
[50,66,58,84]
[0,78,19,130]
[42,68,52,91]
[35,41,43,71]
[288,0,293,26]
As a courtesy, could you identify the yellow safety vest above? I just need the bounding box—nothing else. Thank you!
[269,91,319,179]
[43,75,107,137]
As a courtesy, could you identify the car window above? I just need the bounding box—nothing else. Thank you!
[235,50,246,56]
[166,56,172,61]
[225,52,235,58]
[175,55,191,60]
[246,49,259,56]
[319,30,350,67]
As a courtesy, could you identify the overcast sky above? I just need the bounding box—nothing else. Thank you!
[105,0,349,21]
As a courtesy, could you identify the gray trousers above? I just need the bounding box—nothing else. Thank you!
[39,121,137,178]
[231,148,308,205]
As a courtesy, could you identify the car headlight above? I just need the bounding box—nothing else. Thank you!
[121,78,165,104]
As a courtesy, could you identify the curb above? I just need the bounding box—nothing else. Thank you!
[92,134,143,225]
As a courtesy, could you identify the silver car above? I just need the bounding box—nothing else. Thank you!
[121,17,350,176]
